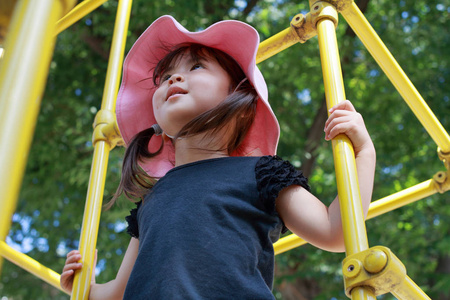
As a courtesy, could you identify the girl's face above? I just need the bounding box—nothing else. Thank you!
[152,52,232,136]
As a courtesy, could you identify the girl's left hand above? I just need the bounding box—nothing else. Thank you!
[324,100,373,155]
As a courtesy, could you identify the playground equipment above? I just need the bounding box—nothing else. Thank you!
[0,0,448,299]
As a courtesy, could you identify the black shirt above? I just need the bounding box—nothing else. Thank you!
[124,156,309,299]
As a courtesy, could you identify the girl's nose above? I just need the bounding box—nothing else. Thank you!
[168,74,184,85]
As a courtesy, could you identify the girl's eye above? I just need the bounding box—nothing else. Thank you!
[191,63,204,71]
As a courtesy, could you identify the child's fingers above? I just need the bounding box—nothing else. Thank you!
[61,251,82,288]
[65,250,81,261]
[325,118,357,141]
[328,100,356,114]
[324,112,370,151]
[60,269,76,292]
[60,269,74,283]
[324,109,353,130]
[65,253,82,265]
[61,262,83,292]
[324,109,364,139]
[66,249,80,257]
[324,116,355,140]
[324,100,373,154]
[62,261,82,274]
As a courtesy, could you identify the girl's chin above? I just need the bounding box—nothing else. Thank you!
[159,113,206,133]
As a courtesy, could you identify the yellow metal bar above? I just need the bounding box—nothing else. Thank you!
[0,240,67,294]
[257,27,298,64]
[273,233,307,255]
[341,2,450,153]
[341,245,429,298]
[71,142,111,300]
[100,1,131,113]
[0,0,75,274]
[70,0,132,298]
[274,176,441,255]
[368,179,438,219]
[392,275,431,300]
[257,12,318,64]
[331,135,369,255]
[316,8,369,256]
[56,0,108,35]
[350,288,377,300]
[314,2,375,298]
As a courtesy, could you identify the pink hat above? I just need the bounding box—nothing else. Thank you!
[116,15,280,177]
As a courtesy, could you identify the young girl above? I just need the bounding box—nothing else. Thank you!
[61,15,376,299]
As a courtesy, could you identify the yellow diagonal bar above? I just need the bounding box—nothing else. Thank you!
[56,0,108,35]
[273,234,307,255]
[257,12,318,64]
[274,177,440,255]
[341,2,450,153]
[0,0,75,274]
[70,0,132,299]
[257,27,298,64]
[0,240,66,294]
[368,179,438,219]
[392,275,431,300]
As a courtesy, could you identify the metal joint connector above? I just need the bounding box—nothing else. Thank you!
[437,147,450,170]
[310,1,339,27]
[290,13,317,43]
[92,110,124,149]
[433,170,449,194]
[342,246,406,297]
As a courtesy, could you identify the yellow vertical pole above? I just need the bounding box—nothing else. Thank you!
[0,0,75,274]
[70,0,132,299]
[312,1,375,299]
[340,2,450,153]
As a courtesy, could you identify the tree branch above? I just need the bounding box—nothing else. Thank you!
[242,0,259,18]
[80,33,109,60]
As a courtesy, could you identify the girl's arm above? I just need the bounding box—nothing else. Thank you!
[61,237,139,299]
[276,100,376,253]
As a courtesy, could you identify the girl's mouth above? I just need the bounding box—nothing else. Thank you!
[166,86,188,101]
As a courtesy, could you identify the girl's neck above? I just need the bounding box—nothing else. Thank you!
[173,132,230,167]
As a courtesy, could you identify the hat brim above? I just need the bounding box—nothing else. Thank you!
[116,15,279,177]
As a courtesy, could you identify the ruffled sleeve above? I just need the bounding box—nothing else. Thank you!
[125,200,142,239]
[256,156,310,232]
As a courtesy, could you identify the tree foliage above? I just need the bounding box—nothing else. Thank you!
[1,0,448,299]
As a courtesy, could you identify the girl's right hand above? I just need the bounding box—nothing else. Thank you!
[60,250,83,294]
[61,250,98,294]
